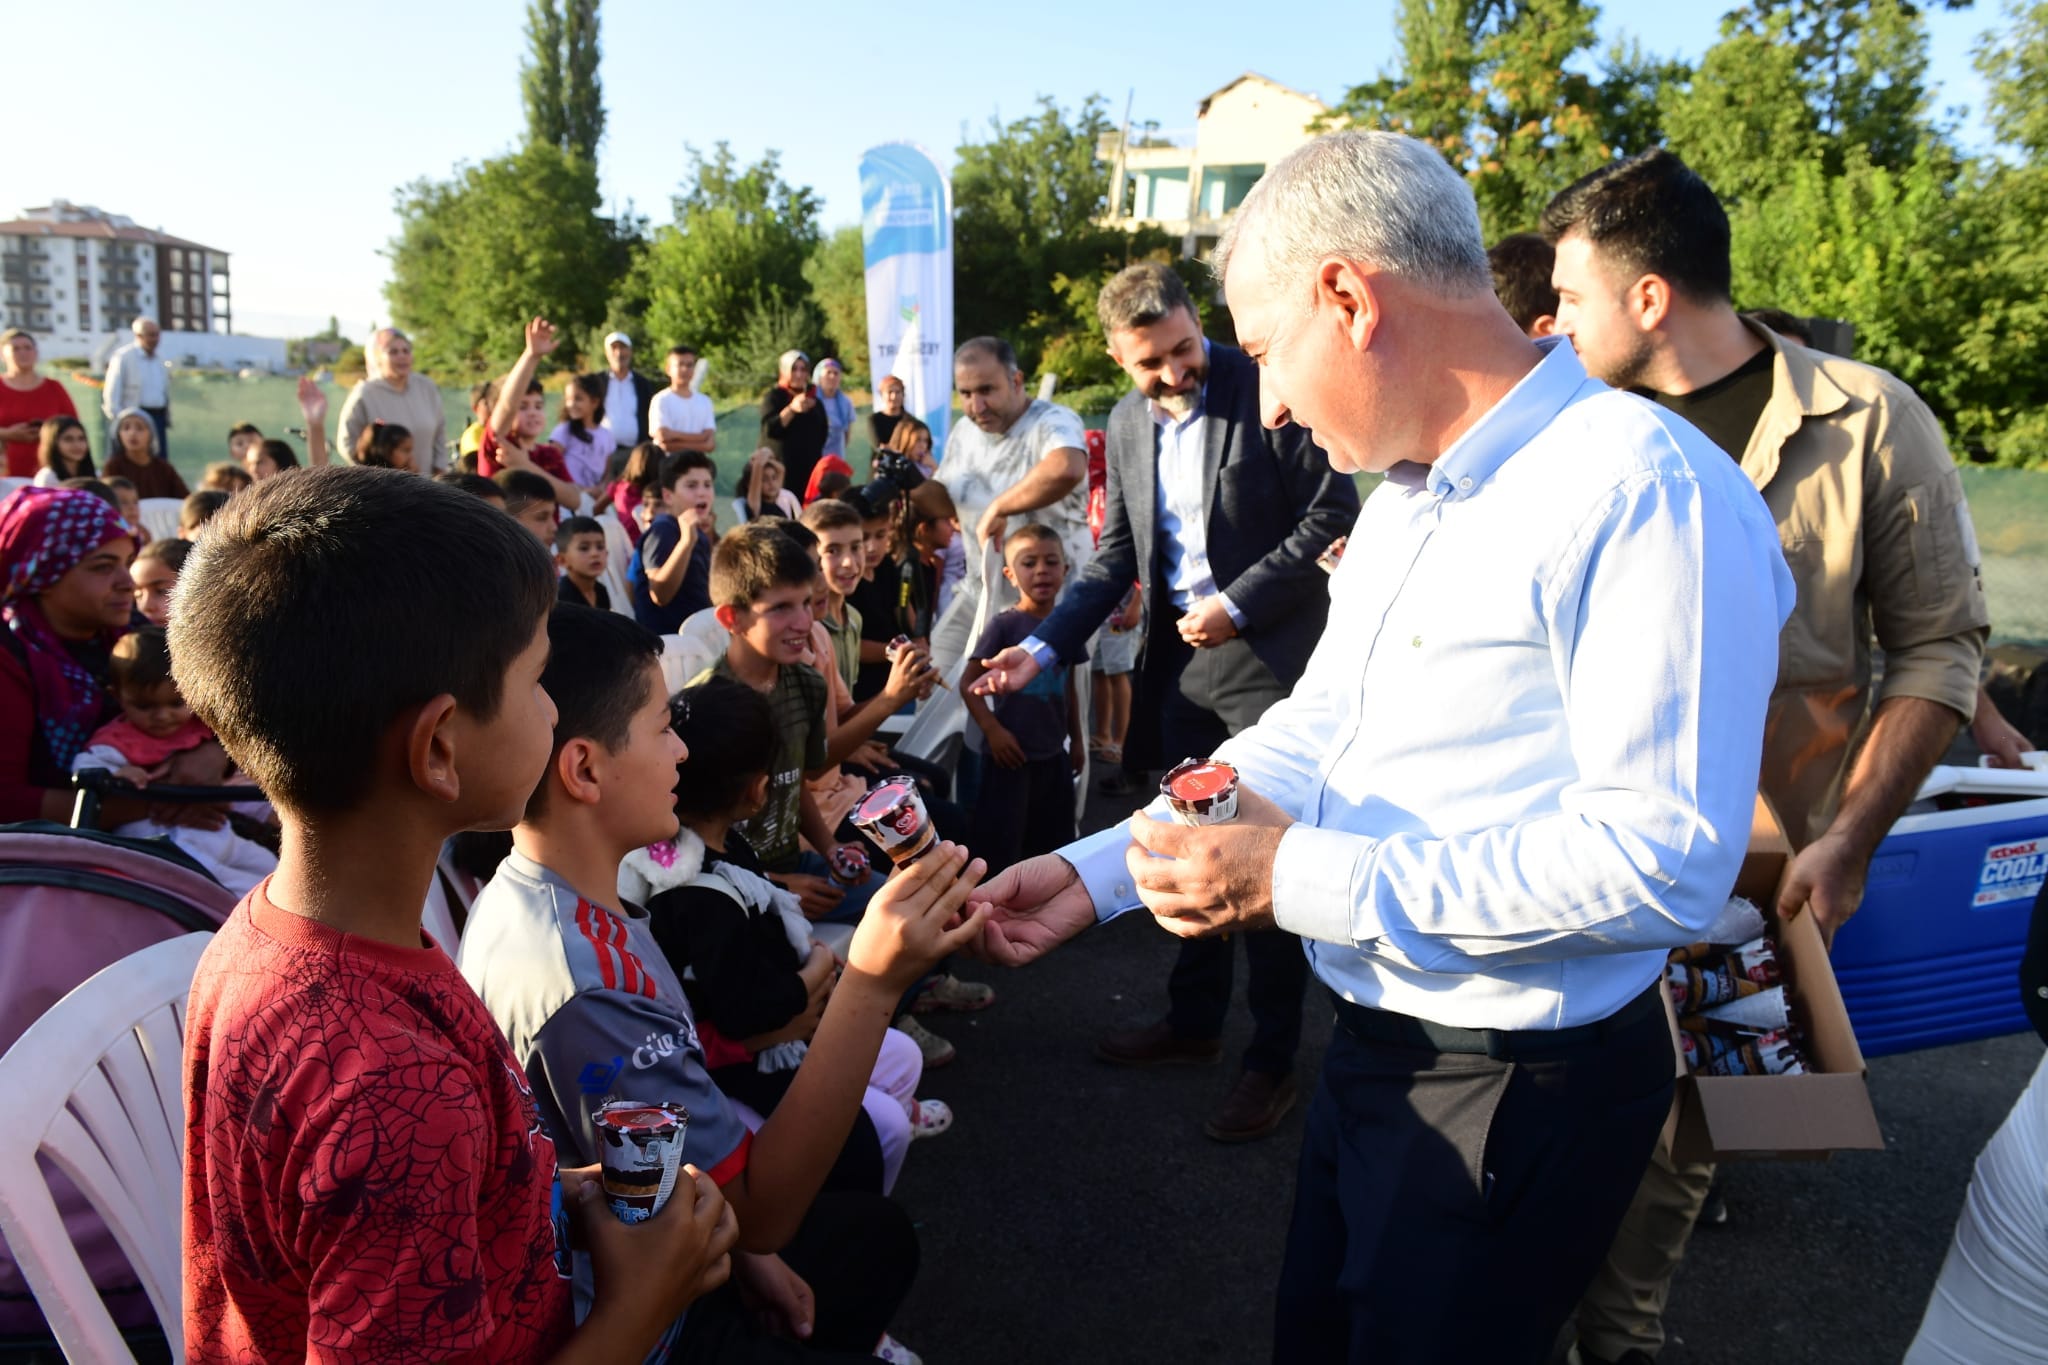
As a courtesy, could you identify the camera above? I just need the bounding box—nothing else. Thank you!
[872,450,926,495]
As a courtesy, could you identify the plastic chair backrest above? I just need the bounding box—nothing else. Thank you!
[0,477,29,500]
[0,931,212,1364]
[135,498,183,543]
[601,512,636,617]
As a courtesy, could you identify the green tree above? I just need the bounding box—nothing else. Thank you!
[804,225,870,382]
[1329,0,1685,238]
[632,145,823,391]
[522,0,604,161]
[953,95,1174,374]
[385,143,623,374]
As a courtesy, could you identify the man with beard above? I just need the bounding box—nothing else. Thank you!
[1543,148,1990,1365]
[974,261,1357,1142]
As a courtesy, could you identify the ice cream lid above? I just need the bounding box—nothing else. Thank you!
[594,1102,685,1133]
[854,776,919,822]
[1163,760,1237,805]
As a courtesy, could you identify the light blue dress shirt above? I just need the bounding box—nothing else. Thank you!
[1063,339,1796,1030]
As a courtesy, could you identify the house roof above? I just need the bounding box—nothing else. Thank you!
[1198,72,1326,118]
[0,218,226,255]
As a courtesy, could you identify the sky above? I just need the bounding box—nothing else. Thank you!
[4,0,2009,342]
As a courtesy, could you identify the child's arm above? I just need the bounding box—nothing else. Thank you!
[824,643,937,768]
[297,375,330,467]
[489,317,553,441]
[644,518,701,606]
[959,654,1026,769]
[1068,668,1086,774]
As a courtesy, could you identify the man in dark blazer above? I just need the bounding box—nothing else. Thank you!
[974,261,1359,1141]
[587,331,664,452]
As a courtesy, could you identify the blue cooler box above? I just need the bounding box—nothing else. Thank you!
[1832,766,2048,1057]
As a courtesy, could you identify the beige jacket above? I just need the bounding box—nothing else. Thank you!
[1739,320,1988,847]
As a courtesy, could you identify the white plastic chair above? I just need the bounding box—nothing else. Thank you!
[600,512,636,617]
[0,476,29,499]
[0,932,211,1364]
[136,497,183,543]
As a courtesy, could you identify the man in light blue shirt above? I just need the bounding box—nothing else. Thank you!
[971,129,1794,1362]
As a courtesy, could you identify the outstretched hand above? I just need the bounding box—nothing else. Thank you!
[970,854,1096,967]
[295,374,327,425]
[524,315,559,357]
[970,646,1040,697]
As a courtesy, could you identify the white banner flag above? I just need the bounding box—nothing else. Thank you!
[859,143,953,451]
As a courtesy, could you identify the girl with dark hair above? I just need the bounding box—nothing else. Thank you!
[353,421,415,471]
[33,416,94,487]
[551,371,615,487]
[608,438,665,547]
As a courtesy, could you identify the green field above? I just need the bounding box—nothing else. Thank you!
[49,374,2048,643]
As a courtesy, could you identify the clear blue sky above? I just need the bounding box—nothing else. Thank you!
[6,0,2004,342]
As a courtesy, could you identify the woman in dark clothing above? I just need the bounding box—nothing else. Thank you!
[760,349,828,500]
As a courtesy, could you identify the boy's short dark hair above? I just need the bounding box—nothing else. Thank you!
[469,379,499,409]
[1487,233,1559,333]
[799,498,863,536]
[527,604,665,819]
[494,469,556,513]
[180,490,232,533]
[774,519,820,556]
[667,345,698,361]
[135,537,193,573]
[554,514,605,552]
[660,450,715,490]
[710,523,818,610]
[109,626,174,694]
[62,477,117,506]
[436,470,503,502]
[846,483,897,523]
[105,476,136,495]
[669,677,776,819]
[227,422,262,441]
[1004,522,1062,556]
[1539,148,1733,304]
[813,470,852,501]
[169,467,555,815]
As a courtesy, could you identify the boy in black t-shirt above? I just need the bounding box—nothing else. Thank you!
[554,514,611,610]
[960,524,1085,871]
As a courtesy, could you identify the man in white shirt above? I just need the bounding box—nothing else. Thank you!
[651,345,717,456]
[589,331,658,450]
[925,337,1089,676]
[101,316,171,453]
[970,130,1795,1361]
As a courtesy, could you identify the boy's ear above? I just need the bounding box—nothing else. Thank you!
[1001,562,1018,585]
[405,694,463,804]
[743,772,772,814]
[552,736,605,807]
[714,603,739,632]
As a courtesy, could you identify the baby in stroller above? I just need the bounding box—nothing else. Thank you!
[69,626,277,894]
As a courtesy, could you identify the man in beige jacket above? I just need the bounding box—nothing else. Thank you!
[1542,149,1990,1365]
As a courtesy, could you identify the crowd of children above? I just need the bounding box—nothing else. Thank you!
[0,324,1107,1364]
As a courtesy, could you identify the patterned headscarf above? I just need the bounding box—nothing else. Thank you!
[0,486,134,772]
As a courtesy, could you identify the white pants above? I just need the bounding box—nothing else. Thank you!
[1907,1048,2048,1363]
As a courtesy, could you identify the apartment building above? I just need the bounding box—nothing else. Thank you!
[0,201,231,360]
[1099,73,1331,261]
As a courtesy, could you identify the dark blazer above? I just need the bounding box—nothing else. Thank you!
[582,369,663,445]
[1035,341,1359,687]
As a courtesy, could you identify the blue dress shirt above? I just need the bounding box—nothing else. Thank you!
[1063,339,1796,1030]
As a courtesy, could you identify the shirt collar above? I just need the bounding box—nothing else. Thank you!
[1148,340,1212,430]
[1426,336,1589,500]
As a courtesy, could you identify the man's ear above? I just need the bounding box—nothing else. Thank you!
[552,736,604,807]
[1317,256,1381,352]
[404,694,463,804]
[714,603,739,632]
[1628,274,1674,332]
[1530,314,1559,338]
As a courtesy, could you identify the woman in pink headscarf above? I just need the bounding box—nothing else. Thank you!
[0,485,137,822]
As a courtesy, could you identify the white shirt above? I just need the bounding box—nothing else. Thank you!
[1067,339,1796,1030]
[102,342,169,417]
[651,389,715,444]
[939,398,1093,577]
[1150,373,1245,628]
[603,372,641,445]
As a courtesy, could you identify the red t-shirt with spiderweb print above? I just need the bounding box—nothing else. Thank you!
[182,882,572,1363]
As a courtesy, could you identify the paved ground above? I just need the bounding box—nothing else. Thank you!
[885,780,2045,1364]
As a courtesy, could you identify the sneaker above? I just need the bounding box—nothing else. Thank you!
[910,1098,954,1139]
[896,1015,956,1068]
[874,1333,923,1363]
[1697,1184,1729,1227]
[911,972,996,1014]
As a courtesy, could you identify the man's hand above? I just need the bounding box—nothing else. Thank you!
[735,1252,816,1342]
[295,374,328,426]
[1974,689,2035,770]
[153,740,231,830]
[1177,596,1239,650]
[847,842,990,992]
[1126,786,1293,937]
[976,504,1008,548]
[575,1163,736,1339]
[882,641,939,704]
[1778,829,1870,947]
[969,646,1041,697]
[982,722,1026,769]
[778,872,844,920]
[970,854,1097,967]
[524,315,559,358]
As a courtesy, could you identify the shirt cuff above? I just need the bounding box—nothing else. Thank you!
[1021,636,1060,671]
[1064,819,1142,922]
[1219,593,1248,630]
[1270,823,1382,949]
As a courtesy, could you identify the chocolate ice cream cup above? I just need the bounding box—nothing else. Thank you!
[592,1101,688,1224]
[1161,759,1241,826]
[851,775,939,868]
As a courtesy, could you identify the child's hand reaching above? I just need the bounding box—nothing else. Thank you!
[847,842,989,992]
[983,722,1026,770]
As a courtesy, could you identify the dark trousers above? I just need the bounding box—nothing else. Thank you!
[141,406,169,456]
[1272,990,1675,1364]
[969,753,1077,874]
[1147,626,1309,1075]
[710,1063,885,1195]
[674,1191,918,1361]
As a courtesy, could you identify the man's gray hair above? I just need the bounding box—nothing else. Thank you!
[1097,262,1198,337]
[954,337,1020,374]
[1212,130,1492,300]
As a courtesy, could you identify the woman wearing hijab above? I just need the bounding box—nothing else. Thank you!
[760,349,829,501]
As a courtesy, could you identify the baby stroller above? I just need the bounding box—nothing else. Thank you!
[0,775,242,1360]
